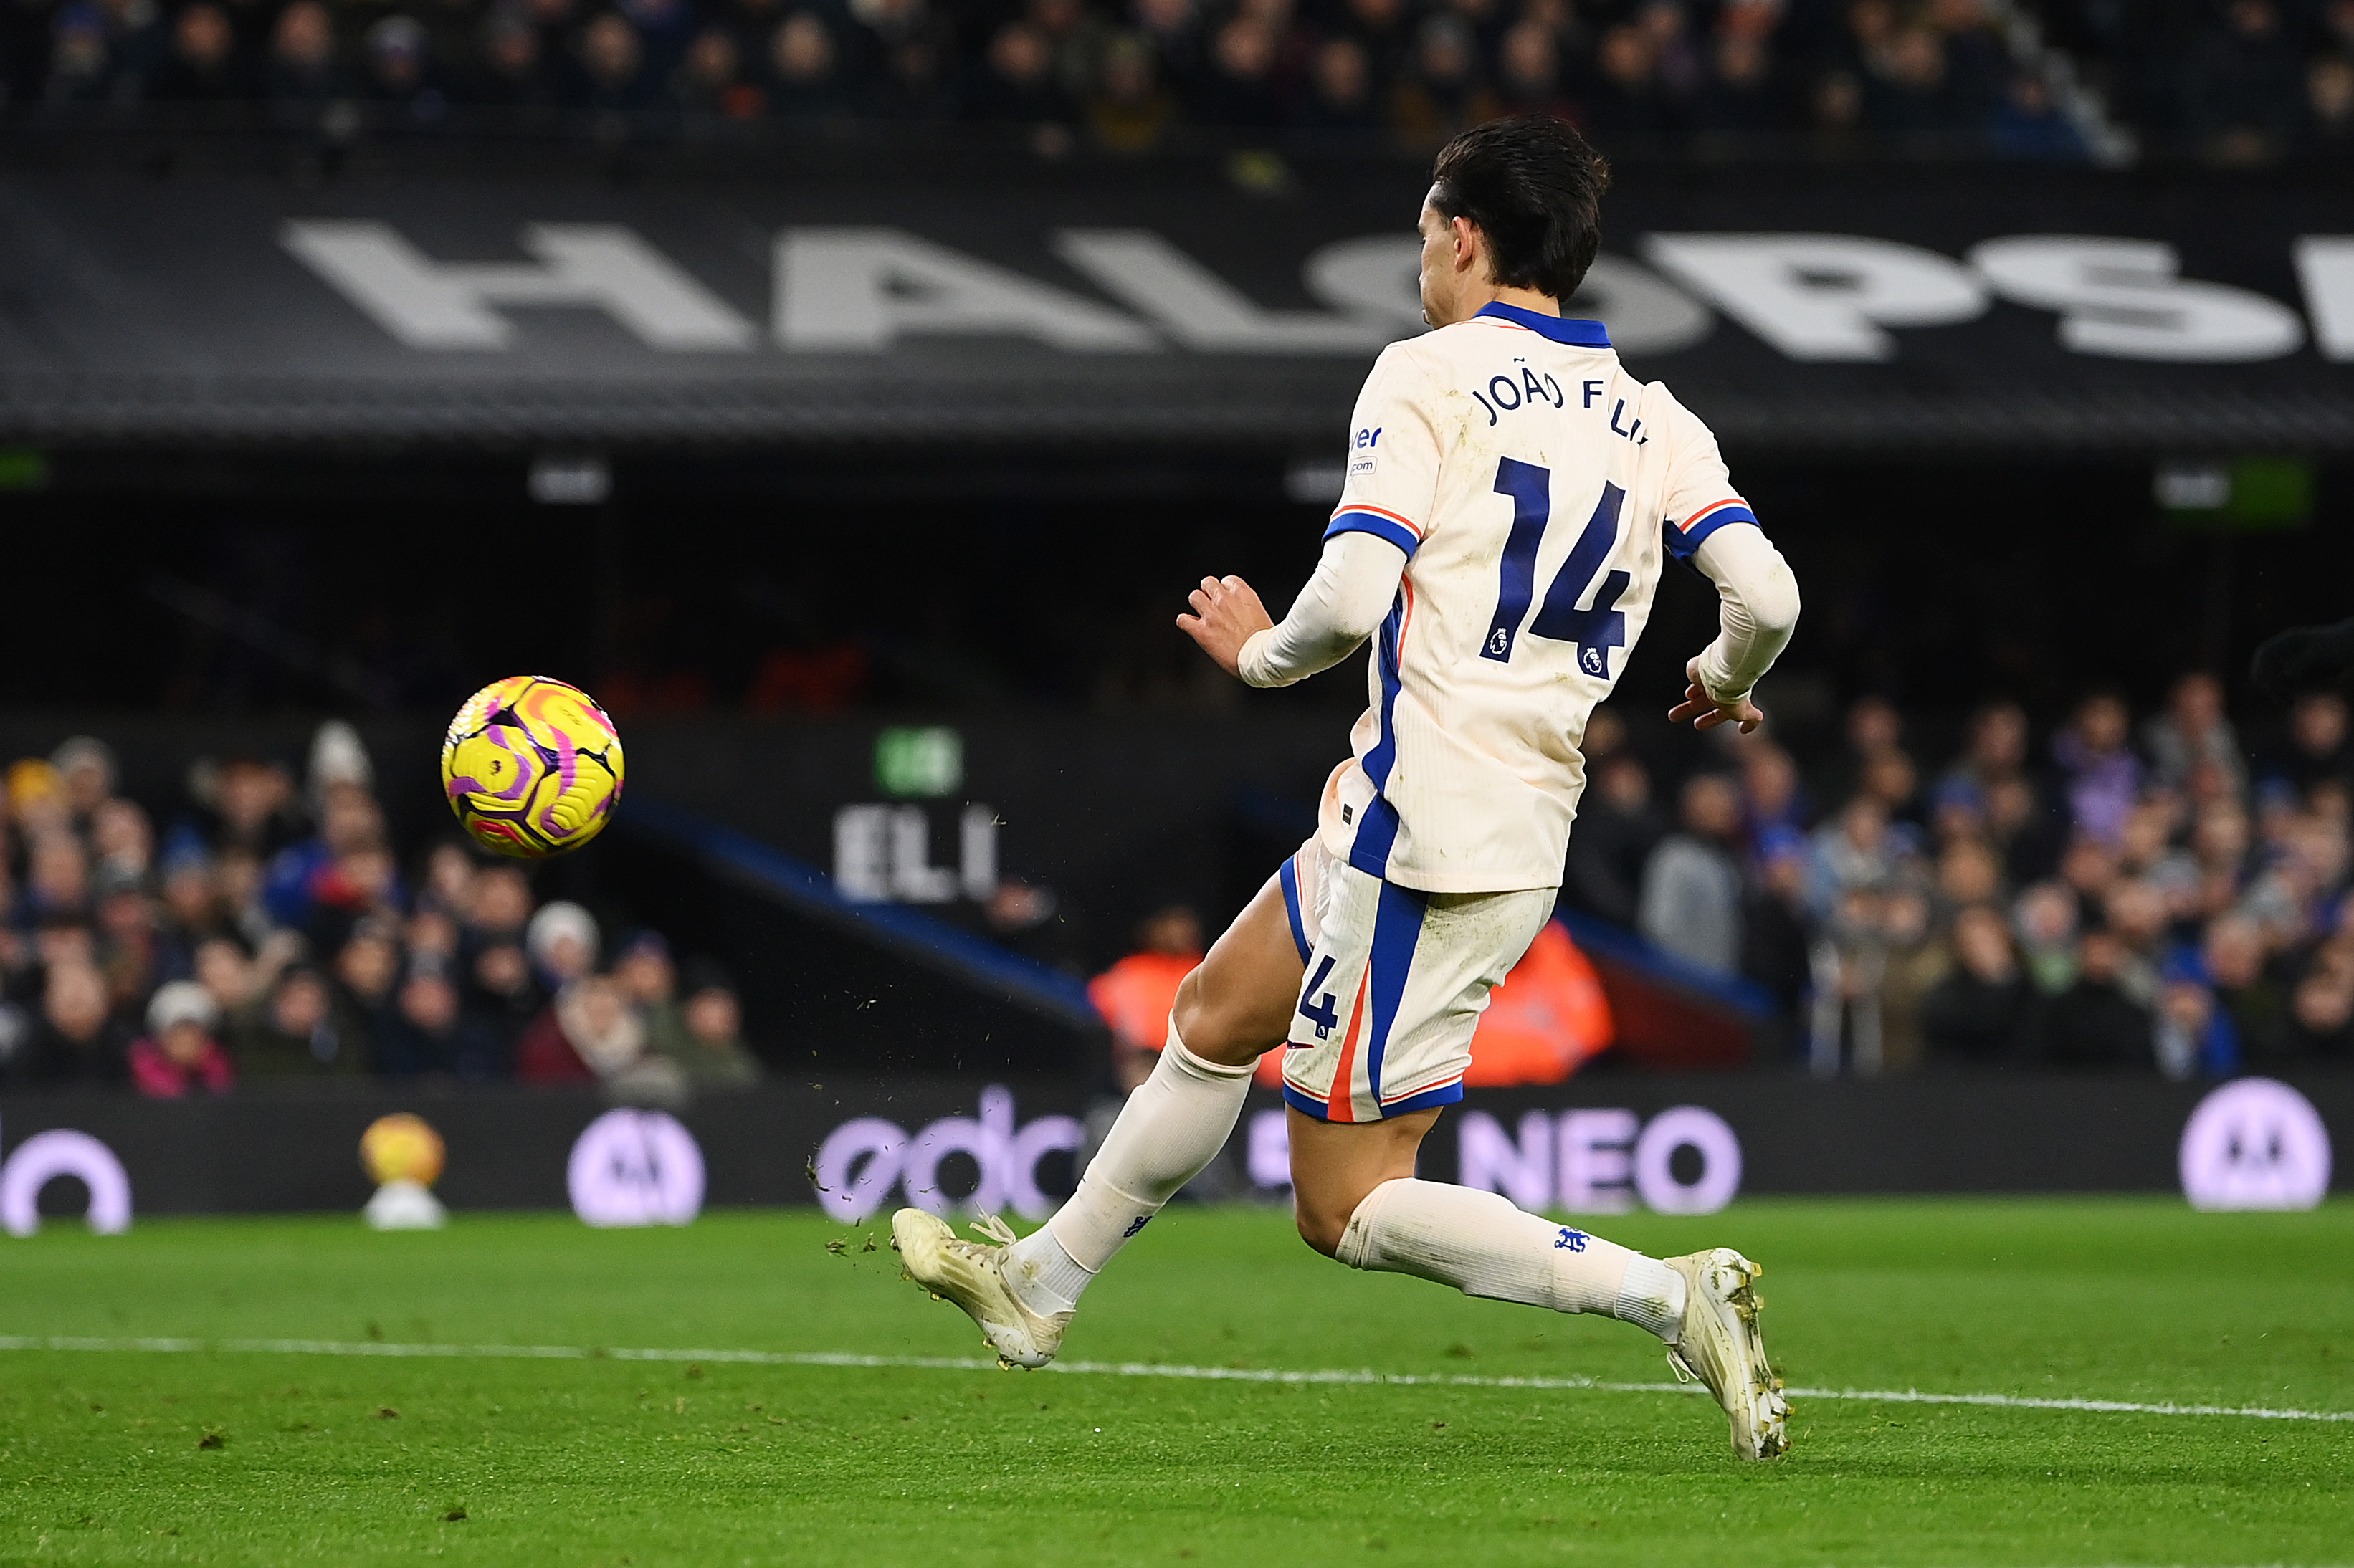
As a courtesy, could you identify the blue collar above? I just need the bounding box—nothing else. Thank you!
[1474,301,1611,348]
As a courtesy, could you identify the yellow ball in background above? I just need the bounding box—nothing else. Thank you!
[361,1114,447,1188]
[439,675,624,859]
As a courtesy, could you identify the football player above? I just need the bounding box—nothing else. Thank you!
[895,115,1800,1461]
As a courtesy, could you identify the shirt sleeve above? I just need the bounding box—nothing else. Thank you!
[1323,344,1443,559]
[1237,530,1407,689]
[1691,522,1801,706]
[1657,393,1759,563]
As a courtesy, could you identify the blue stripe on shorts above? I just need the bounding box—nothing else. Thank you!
[1277,854,1311,965]
[1363,879,1428,1107]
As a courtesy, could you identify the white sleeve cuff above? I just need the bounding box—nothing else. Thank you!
[1237,628,1292,689]
[1692,523,1801,705]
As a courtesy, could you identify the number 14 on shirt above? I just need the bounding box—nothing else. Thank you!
[1479,456,1629,680]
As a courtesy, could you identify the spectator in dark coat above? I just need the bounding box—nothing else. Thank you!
[2189,0,2305,159]
[28,958,130,1087]
[2279,962,2354,1061]
[1192,13,1282,128]
[1929,0,2008,120]
[766,9,845,120]
[146,1,253,101]
[1583,22,1677,146]
[361,13,449,123]
[1333,0,1412,97]
[1921,904,2037,1065]
[1388,14,1494,144]
[1294,34,1379,134]
[567,10,653,112]
[378,965,507,1080]
[234,965,367,1078]
[668,24,753,118]
[1563,752,1667,928]
[2202,913,2284,1063]
[1133,0,1205,101]
[665,962,761,1088]
[476,9,562,110]
[464,934,545,1055]
[44,6,125,104]
[2039,928,2154,1068]
[2309,54,2354,158]
[1860,24,1958,142]
[333,920,401,1073]
[965,19,1072,128]
[1987,72,2088,160]
[1741,831,1815,1061]
[1085,32,1178,150]
[1690,27,1794,144]
[2267,692,2354,797]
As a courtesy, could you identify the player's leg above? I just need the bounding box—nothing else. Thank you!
[999,873,1300,1293]
[1282,869,1787,1458]
[892,865,1304,1367]
[1296,1114,1785,1458]
[1287,1104,1681,1327]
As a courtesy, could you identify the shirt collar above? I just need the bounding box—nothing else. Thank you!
[1474,301,1611,348]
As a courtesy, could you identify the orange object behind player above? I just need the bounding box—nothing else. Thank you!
[1464,922,1614,1086]
[1084,905,1292,1088]
[1093,914,1608,1092]
[1089,950,1201,1055]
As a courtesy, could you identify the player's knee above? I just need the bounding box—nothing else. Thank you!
[1293,1195,1353,1260]
[1170,970,1262,1069]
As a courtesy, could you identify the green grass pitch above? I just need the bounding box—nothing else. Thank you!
[1,1197,2348,1566]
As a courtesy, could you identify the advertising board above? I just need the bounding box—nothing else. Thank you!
[1,160,2346,452]
[1,1076,2342,1233]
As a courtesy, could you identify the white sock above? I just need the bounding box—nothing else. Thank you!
[1003,1022,1253,1317]
[1335,1177,1688,1342]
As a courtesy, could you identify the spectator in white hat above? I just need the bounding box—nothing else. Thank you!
[525,900,599,990]
[130,980,234,1099]
[49,735,118,829]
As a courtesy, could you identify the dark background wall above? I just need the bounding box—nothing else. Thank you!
[6,452,2348,728]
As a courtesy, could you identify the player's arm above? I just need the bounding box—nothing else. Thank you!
[1657,396,1800,735]
[1667,524,1801,734]
[1178,532,1406,684]
[1181,343,1435,685]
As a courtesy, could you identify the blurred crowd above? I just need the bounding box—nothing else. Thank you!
[0,0,2108,160]
[1568,674,2354,1076]
[2034,0,2354,162]
[0,722,760,1099]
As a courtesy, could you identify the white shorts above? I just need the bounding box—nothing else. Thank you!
[1276,836,1555,1124]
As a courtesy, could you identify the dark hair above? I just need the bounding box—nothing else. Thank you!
[1429,115,1611,301]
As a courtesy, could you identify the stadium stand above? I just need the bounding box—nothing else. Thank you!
[1577,675,2354,1077]
[0,723,756,1095]
[2026,0,2354,161]
[4,667,2350,1092]
[0,0,2141,162]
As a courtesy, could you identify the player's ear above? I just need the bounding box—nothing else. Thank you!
[1452,216,1479,273]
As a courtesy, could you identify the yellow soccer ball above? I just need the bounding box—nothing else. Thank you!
[439,676,624,859]
[361,1113,447,1188]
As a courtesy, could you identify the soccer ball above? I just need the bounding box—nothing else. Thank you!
[360,1112,446,1187]
[439,675,624,859]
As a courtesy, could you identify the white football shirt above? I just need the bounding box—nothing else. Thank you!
[1318,300,1758,894]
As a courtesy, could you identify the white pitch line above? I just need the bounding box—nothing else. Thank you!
[1,1335,2348,1425]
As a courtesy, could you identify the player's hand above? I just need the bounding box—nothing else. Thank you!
[1668,656,1765,734]
[1177,575,1274,679]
